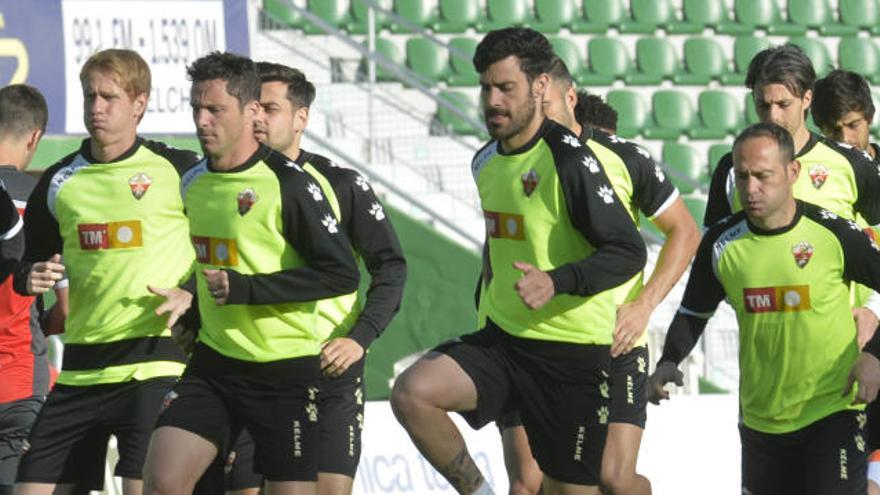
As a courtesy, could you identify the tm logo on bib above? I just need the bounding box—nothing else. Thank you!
[78,221,143,250]
[743,285,811,313]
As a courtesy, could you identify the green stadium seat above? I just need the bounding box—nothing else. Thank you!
[669,0,728,34]
[708,143,732,174]
[445,37,479,87]
[839,38,880,84]
[263,0,305,28]
[645,90,696,140]
[621,0,675,34]
[787,37,832,77]
[532,0,577,33]
[745,93,760,125]
[839,0,880,34]
[606,90,649,138]
[794,0,855,35]
[406,38,448,84]
[691,90,742,140]
[719,0,804,35]
[360,38,405,81]
[582,37,632,86]
[389,0,435,32]
[572,0,626,33]
[346,0,392,33]
[549,37,586,83]
[662,143,705,194]
[683,195,709,222]
[303,0,351,34]
[675,37,727,85]
[479,0,532,32]
[625,37,679,85]
[721,36,772,86]
[435,91,481,136]
[432,0,479,33]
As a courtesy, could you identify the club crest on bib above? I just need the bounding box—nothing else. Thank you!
[521,169,538,197]
[792,241,813,268]
[808,164,829,189]
[237,188,257,216]
[128,173,152,200]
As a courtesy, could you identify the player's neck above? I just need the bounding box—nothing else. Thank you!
[570,121,583,139]
[90,133,137,163]
[212,138,260,171]
[792,125,811,154]
[751,198,798,231]
[500,114,543,154]
[281,134,303,162]
[0,141,30,171]
[867,143,877,160]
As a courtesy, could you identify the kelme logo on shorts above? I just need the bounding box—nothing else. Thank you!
[743,285,811,313]
[78,221,143,250]
[192,236,239,266]
[484,210,524,240]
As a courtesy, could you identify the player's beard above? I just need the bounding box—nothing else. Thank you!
[485,96,537,142]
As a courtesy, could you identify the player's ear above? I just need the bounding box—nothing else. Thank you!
[788,159,801,182]
[132,92,148,122]
[532,73,550,100]
[801,89,813,112]
[294,105,310,132]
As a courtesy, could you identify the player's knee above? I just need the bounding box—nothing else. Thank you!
[143,468,188,495]
[390,371,431,422]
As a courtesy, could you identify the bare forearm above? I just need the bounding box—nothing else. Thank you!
[637,222,700,311]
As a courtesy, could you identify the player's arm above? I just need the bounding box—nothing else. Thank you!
[703,154,734,227]
[550,146,647,299]
[648,228,726,403]
[222,171,360,305]
[12,168,64,296]
[613,147,701,356]
[0,185,23,282]
[336,170,407,350]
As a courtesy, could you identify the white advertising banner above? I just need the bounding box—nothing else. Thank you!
[60,0,228,134]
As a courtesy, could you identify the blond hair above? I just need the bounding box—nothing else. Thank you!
[80,49,151,99]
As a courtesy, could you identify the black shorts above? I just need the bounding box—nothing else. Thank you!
[156,344,321,482]
[866,397,880,452]
[436,320,611,486]
[741,409,867,495]
[0,397,43,486]
[608,345,648,428]
[16,377,176,484]
[221,357,367,489]
[496,346,648,431]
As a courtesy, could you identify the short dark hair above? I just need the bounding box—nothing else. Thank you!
[0,85,47,138]
[187,52,260,108]
[547,56,573,88]
[733,122,795,164]
[745,44,816,98]
[473,28,555,82]
[256,61,316,109]
[812,69,875,131]
[574,91,618,133]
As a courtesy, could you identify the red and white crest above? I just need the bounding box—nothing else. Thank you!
[128,173,152,200]
[237,188,257,216]
[809,164,829,189]
[521,170,539,197]
[792,241,814,268]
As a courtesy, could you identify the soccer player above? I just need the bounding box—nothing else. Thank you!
[141,52,360,495]
[573,91,618,135]
[650,122,880,495]
[704,44,880,355]
[0,185,20,283]
[812,68,880,495]
[0,84,68,495]
[391,28,646,495]
[497,59,700,495]
[12,49,199,495]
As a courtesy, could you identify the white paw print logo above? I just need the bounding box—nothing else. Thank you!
[597,406,609,425]
[306,403,318,422]
[609,134,627,144]
[284,160,303,172]
[582,155,599,173]
[355,175,370,191]
[322,214,339,234]
[847,219,861,231]
[597,185,615,204]
[654,164,666,183]
[862,150,873,162]
[354,387,363,405]
[562,134,581,148]
[357,412,365,430]
[369,202,385,221]
[599,380,610,399]
[856,433,866,452]
[634,145,651,159]
[858,412,868,430]
[308,386,319,401]
[876,163,880,177]
[637,355,646,374]
[307,182,323,201]
[820,209,838,220]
